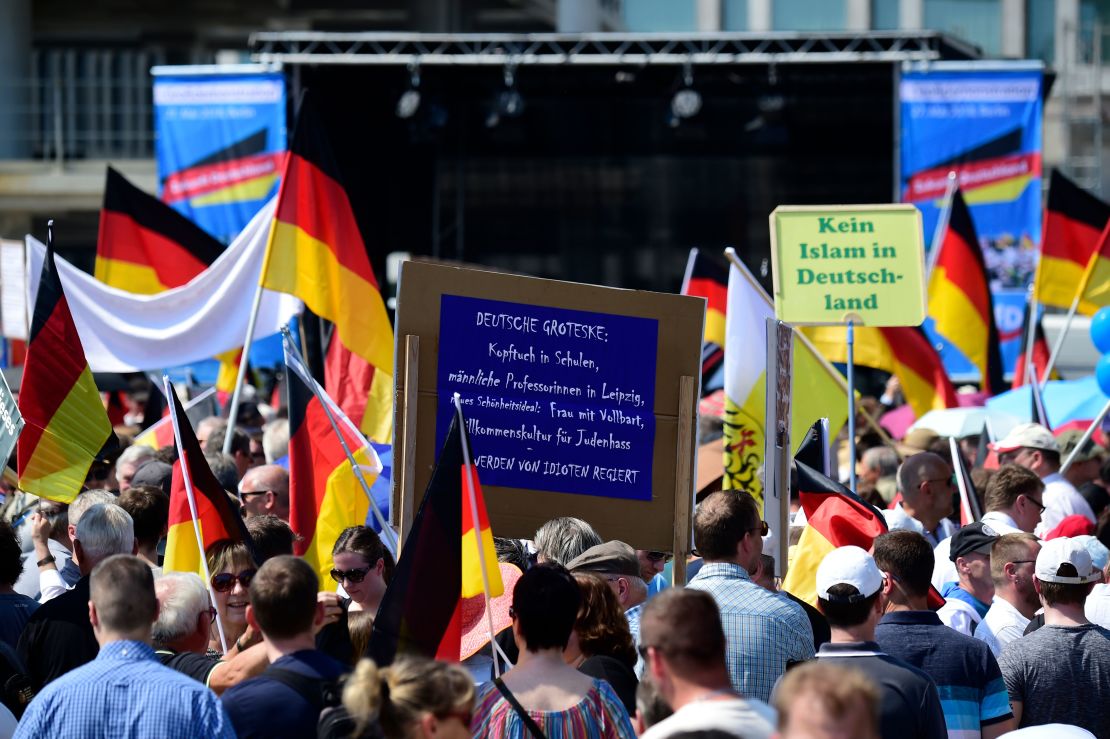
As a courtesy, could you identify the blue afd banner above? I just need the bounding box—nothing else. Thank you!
[901,63,1043,381]
[436,295,658,502]
[153,70,286,245]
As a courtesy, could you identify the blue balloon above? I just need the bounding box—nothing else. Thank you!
[1091,307,1110,354]
[1097,353,1110,397]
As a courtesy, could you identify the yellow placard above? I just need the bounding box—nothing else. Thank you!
[769,204,926,327]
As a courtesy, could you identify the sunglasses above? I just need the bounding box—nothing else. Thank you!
[1021,494,1046,513]
[749,521,770,537]
[645,551,672,563]
[330,565,372,584]
[211,570,256,593]
[204,606,217,621]
[238,489,271,502]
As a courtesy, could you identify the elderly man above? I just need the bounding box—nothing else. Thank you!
[998,537,1110,736]
[993,423,1096,535]
[887,453,956,547]
[533,516,603,566]
[567,540,649,644]
[238,464,290,521]
[29,489,116,601]
[933,465,1045,589]
[976,533,1042,657]
[18,503,136,689]
[114,445,155,492]
[152,571,269,693]
[686,490,813,703]
[14,555,234,738]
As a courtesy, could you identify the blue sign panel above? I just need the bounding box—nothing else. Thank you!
[153,72,286,245]
[436,295,658,501]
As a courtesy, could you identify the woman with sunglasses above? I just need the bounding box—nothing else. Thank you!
[565,572,639,716]
[206,540,257,656]
[332,526,391,615]
[471,563,636,738]
[343,656,474,739]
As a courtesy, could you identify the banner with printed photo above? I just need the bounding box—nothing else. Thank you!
[900,63,1043,381]
[153,69,286,245]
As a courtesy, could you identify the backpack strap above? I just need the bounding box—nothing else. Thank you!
[264,666,327,712]
[494,678,547,739]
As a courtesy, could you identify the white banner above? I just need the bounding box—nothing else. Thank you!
[26,198,301,373]
[1,239,27,340]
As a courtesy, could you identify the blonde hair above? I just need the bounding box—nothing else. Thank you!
[343,657,474,738]
[774,661,880,739]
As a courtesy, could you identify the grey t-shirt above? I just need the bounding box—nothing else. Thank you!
[998,623,1110,736]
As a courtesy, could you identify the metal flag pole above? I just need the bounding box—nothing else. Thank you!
[846,320,857,492]
[1022,288,1039,386]
[452,393,502,678]
[280,328,398,554]
[1062,400,1110,474]
[163,374,229,655]
[925,171,959,280]
[1040,294,1081,391]
[222,283,265,456]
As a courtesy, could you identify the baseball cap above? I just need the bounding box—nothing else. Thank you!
[991,423,1058,454]
[566,540,641,579]
[816,546,884,601]
[1035,537,1104,584]
[949,521,1000,562]
[1075,535,1110,572]
[1056,430,1104,464]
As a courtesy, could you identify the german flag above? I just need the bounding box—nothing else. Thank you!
[928,189,1005,394]
[17,225,114,503]
[369,409,464,664]
[459,404,502,601]
[214,347,243,407]
[1077,222,1110,314]
[284,336,380,591]
[163,377,253,577]
[782,460,888,607]
[682,248,729,347]
[1010,302,1056,388]
[803,325,958,418]
[259,96,394,443]
[1034,169,1110,310]
[94,167,224,294]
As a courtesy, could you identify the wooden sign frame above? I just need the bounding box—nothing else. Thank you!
[392,261,703,581]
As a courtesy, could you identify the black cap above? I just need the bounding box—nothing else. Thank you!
[949,521,1000,562]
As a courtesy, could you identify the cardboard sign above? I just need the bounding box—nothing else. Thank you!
[394,261,703,552]
[437,294,658,501]
[0,369,24,466]
[769,205,926,326]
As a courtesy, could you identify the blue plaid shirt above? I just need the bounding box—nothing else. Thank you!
[687,562,814,703]
[14,640,235,739]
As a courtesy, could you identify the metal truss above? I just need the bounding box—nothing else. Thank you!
[249,31,980,67]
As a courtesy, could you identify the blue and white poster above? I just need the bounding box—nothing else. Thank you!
[900,63,1043,380]
[436,295,658,502]
[153,70,286,245]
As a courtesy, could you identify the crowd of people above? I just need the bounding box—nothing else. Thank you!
[1,403,1110,738]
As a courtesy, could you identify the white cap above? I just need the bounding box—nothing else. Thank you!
[992,422,1058,454]
[816,546,885,601]
[1035,537,1104,584]
[1075,535,1110,572]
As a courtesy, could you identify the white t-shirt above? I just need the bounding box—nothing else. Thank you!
[936,594,982,637]
[1004,725,1096,739]
[1036,473,1096,536]
[975,595,1032,657]
[641,697,777,739]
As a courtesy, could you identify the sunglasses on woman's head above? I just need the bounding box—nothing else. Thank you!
[211,570,256,593]
[330,565,372,584]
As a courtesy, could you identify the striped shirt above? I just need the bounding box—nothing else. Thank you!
[14,640,235,739]
[686,562,814,703]
[876,611,1012,738]
[471,677,635,738]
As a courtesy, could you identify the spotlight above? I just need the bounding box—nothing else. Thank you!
[486,63,525,128]
[670,62,702,120]
[396,62,421,119]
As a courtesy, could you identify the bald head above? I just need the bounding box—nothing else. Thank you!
[239,464,290,521]
[897,453,948,502]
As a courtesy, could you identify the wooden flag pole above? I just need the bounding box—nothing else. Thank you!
[452,393,502,678]
[163,373,229,655]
